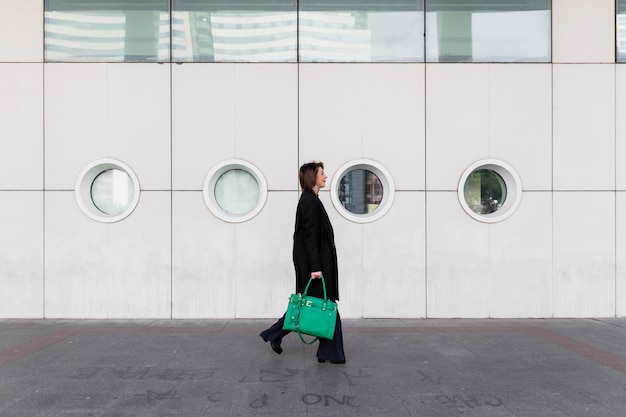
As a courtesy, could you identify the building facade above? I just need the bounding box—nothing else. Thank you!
[1,0,625,319]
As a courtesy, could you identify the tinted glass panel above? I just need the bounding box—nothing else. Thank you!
[172,0,297,62]
[463,169,507,215]
[338,169,383,214]
[45,0,170,62]
[91,169,135,216]
[618,0,626,62]
[214,169,260,215]
[45,0,552,62]
[425,0,550,62]
[299,0,424,62]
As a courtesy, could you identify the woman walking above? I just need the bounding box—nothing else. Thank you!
[260,161,345,364]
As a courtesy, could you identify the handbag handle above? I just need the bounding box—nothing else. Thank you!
[302,275,327,301]
[295,275,327,345]
[296,328,318,345]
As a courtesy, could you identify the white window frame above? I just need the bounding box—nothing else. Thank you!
[457,158,523,223]
[330,159,395,223]
[202,159,268,223]
[75,158,141,223]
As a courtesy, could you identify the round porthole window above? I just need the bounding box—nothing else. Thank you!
[330,159,395,223]
[458,159,522,223]
[75,158,140,223]
[203,159,268,223]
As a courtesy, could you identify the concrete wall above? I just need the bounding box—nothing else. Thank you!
[0,0,623,318]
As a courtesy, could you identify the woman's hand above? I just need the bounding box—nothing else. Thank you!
[311,271,323,279]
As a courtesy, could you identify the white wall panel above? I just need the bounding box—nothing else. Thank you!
[0,0,42,62]
[173,64,298,191]
[174,191,295,319]
[299,64,366,176]
[616,66,626,191]
[0,64,43,189]
[552,0,615,63]
[172,191,236,318]
[553,64,615,191]
[427,191,552,318]
[488,192,552,318]
[172,64,234,190]
[106,64,171,190]
[233,192,298,318]
[234,64,298,191]
[488,65,552,191]
[427,64,553,192]
[617,192,626,316]
[45,191,171,318]
[300,63,425,191]
[426,64,489,191]
[45,64,106,190]
[45,64,171,190]
[0,191,43,318]
[361,64,425,191]
[362,192,425,318]
[553,192,615,317]
[427,191,490,318]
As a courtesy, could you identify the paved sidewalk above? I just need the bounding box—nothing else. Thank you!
[0,318,625,416]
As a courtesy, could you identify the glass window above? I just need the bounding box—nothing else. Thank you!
[330,159,395,223]
[75,159,141,223]
[299,0,424,62]
[425,0,551,62]
[458,159,522,223]
[172,0,297,62]
[45,0,170,62]
[337,169,383,214]
[214,169,261,215]
[618,1,626,62]
[203,160,268,223]
[463,169,506,215]
[91,168,136,216]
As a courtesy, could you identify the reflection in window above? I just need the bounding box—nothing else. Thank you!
[299,0,424,62]
[44,0,170,62]
[425,0,551,62]
[338,169,383,214]
[91,169,135,216]
[43,0,555,63]
[172,0,297,62]
[463,169,507,215]
[214,169,260,215]
[618,1,626,62]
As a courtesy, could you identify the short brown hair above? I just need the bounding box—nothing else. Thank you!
[299,161,324,192]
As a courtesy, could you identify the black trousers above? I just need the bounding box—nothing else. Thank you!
[260,312,345,362]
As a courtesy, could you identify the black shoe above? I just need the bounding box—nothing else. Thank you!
[260,334,283,355]
[270,341,283,355]
[317,358,346,364]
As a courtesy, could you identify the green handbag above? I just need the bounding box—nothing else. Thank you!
[282,276,338,344]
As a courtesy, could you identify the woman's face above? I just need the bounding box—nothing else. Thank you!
[315,167,327,190]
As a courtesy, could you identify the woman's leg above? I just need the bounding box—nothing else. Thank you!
[260,313,290,354]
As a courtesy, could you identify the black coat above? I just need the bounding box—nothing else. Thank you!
[292,191,339,301]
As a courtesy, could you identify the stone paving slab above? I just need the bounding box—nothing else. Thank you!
[0,318,625,416]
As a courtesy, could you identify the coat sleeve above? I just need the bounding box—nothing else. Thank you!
[299,194,322,272]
